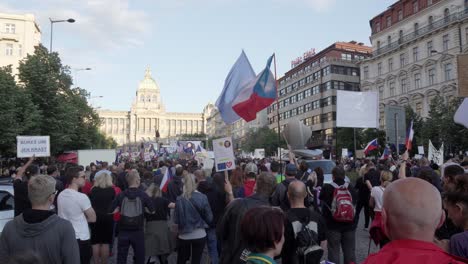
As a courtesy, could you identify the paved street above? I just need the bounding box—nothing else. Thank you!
[108,210,380,264]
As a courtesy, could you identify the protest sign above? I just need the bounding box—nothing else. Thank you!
[337,91,379,128]
[17,136,50,158]
[342,148,348,158]
[418,146,424,155]
[213,137,236,172]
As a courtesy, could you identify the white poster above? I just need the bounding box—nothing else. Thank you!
[418,146,424,155]
[454,98,468,128]
[342,148,348,158]
[428,140,444,166]
[17,136,50,158]
[336,90,379,128]
[144,152,151,162]
[213,137,236,172]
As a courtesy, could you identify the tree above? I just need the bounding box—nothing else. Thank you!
[241,126,286,156]
[0,66,40,156]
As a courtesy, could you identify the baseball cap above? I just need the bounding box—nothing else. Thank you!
[285,163,298,175]
[245,162,258,175]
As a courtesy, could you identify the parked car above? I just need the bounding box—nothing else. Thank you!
[302,159,350,184]
[0,179,14,236]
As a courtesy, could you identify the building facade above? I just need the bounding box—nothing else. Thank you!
[97,68,206,145]
[0,13,41,76]
[267,41,372,149]
[360,0,468,128]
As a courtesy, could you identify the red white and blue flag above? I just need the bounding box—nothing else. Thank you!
[364,138,379,155]
[160,167,173,193]
[405,120,414,150]
[380,145,391,160]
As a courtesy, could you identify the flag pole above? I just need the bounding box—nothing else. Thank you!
[273,53,282,174]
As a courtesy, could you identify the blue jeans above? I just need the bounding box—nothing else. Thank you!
[206,228,219,264]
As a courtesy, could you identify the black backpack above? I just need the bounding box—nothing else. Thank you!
[287,212,323,264]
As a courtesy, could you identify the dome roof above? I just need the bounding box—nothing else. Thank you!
[138,67,160,90]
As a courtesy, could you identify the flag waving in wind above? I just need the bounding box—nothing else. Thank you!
[405,120,414,150]
[215,51,256,124]
[232,54,278,122]
[364,138,379,155]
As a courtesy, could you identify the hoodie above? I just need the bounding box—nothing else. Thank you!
[0,209,79,264]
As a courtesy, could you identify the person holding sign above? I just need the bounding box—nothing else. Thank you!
[13,156,37,216]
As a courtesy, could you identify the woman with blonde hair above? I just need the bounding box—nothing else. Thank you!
[144,177,175,264]
[89,172,116,264]
[369,170,393,248]
[174,173,213,264]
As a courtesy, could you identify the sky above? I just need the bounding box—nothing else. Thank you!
[3,0,395,113]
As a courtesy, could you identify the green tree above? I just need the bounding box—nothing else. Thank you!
[0,66,40,156]
[241,126,286,156]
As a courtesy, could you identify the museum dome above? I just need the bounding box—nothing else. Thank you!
[138,67,160,91]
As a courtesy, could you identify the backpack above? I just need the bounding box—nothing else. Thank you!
[330,182,355,222]
[288,213,323,264]
[119,191,144,229]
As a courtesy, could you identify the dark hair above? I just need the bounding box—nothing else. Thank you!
[332,166,345,182]
[175,167,184,177]
[270,161,280,173]
[143,171,153,180]
[443,174,468,209]
[444,165,465,182]
[417,168,434,185]
[46,165,58,175]
[241,207,284,253]
[25,165,40,180]
[65,166,82,185]
[213,173,225,191]
[230,168,244,188]
[124,162,133,170]
[314,167,324,187]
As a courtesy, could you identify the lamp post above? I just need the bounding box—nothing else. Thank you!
[73,67,91,87]
[49,18,75,52]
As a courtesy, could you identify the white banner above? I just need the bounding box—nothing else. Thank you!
[213,137,236,172]
[17,136,50,158]
[418,146,424,155]
[428,140,444,166]
[336,90,379,128]
[342,148,348,158]
[454,98,468,128]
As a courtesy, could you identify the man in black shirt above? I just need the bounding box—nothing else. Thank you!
[164,165,184,203]
[282,180,326,264]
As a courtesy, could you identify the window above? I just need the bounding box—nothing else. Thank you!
[305,89,311,97]
[291,108,297,116]
[0,191,14,211]
[387,16,392,27]
[400,53,406,67]
[299,79,305,87]
[427,40,433,56]
[312,100,320,109]
[414,73,421,89]
[413,46,419,61]
[428,16,434,28]
[298,106,304,115]
[389,81,396,96]
[388,58,393,71]
[305,103,312,112]
[377,41,381,50]
[5,44,13,56]
[312,115,320,125]
[323,66,330,76]
[323,82,332,91]
[379,85,384,99]
[387,35,392,45]
[290,95,296,104]
[5,23,15,34]
[444,8,450,22]
[297,92,304,101]
[341,53,352,61]
[428,68,436,85]
[376,22,381,32]
[413,1,419,13]
[364,66,369,79]
[285,111,290,119]
[401,78,408,93]
[18,44,22,56]
[377,62,382,75]
[322,97,333,107]
[414,23,419,35]
[398,10,403,21]
[444,63,453,80]
[443,34,450,51]
[399,30,403,43]
[312,86,320,95]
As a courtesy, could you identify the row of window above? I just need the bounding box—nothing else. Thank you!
[271,81,358,111]
[364,33,457,79]
[374,0,437,33]
[279,65,359,97]
[367,63,453,98]
[3,43,22,56]
[269,111,336,125]
[269,96,336,119]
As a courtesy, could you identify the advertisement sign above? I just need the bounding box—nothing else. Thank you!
[17,136,50,158]
[213,137,236,172]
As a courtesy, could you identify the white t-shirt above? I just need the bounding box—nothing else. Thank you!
[58,188,92,240]
[370,186,385,212]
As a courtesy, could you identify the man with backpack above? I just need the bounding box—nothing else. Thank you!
[111,169,155,264]
[271,163,299,211]
[282,181,327,264]
[319,167,356,264]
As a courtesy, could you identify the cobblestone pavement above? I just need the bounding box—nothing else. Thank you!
[108,210,380,264]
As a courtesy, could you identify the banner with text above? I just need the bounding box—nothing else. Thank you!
[213,137,236,172]
[17,136,50,158]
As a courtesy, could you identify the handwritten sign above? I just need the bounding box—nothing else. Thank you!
[17,136,50,158]
[213,137,236,172]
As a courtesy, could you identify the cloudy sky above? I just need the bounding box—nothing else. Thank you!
[3,0,395,113]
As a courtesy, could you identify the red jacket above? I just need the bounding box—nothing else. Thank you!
[363,239,468,264]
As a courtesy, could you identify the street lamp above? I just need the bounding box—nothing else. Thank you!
[49,18,75,52]
[73,67,91,87]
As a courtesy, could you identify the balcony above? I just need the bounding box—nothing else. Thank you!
[373,9,468,57]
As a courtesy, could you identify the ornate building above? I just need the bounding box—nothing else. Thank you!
[97,68,206,145]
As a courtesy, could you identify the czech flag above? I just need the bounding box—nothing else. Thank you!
[160,167,173,193]
[364,138,379,155]
[380,145,391,160]
[232,54,277,122]
[405,120,414,150]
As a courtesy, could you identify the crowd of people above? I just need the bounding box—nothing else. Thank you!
[0,151,467,264]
